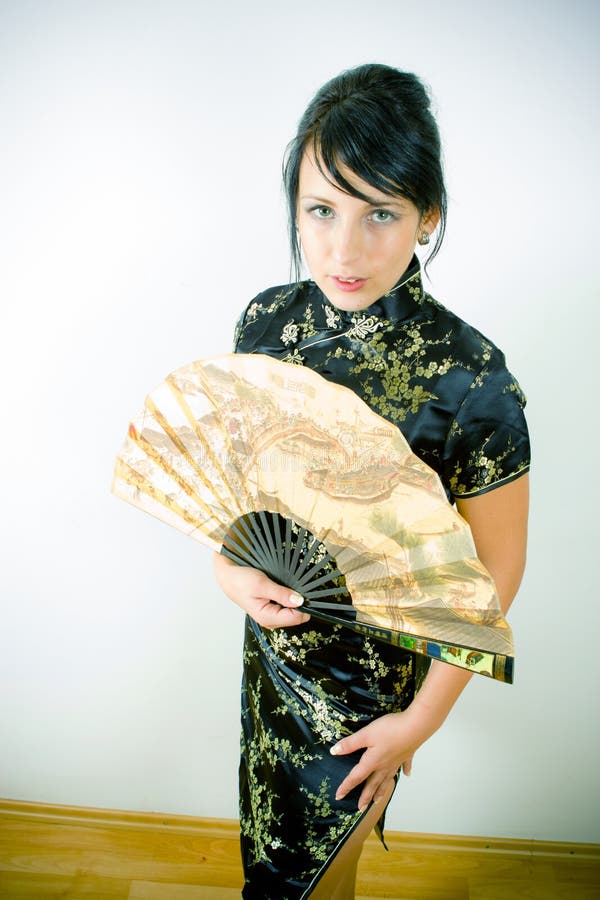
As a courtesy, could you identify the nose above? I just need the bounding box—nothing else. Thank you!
[331,220,362,267]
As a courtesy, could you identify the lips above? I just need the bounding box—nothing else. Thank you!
[331,275,367,293]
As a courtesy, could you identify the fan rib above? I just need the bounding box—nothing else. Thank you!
[305,600,354,612]
[220,542,262,570]
[294,559,342,591]
[161,383,252,516]
[270,514,285,583]
[194,365,274,516]
[288,525,308,576]
[302,586,351,600]
[126,427,230,529]
[290,534,325,582]
[143,398,237,513]
[223,519,263,567]
[283,517,292,572]
[244,512,280,574]
[114,458,224,533]
[257,510,280,571]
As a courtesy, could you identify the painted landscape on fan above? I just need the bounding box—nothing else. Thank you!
[112,353,514,683]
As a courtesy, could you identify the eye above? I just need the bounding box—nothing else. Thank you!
[369,209,396,224]
[310,205,335,219]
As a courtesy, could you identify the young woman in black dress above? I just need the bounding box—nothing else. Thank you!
[214,63,530,900]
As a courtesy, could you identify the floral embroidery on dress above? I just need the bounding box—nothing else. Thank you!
[504,378,527,402]
[448,436,529,497]
[347,315,381,340]
[299,777,359,870]
[281,348,305,365]
[301,303,318,340]
[281,321,299,346]
[406,277,424,304]
[345,328,459,423]
[239,612,413,891]
[325,305,341,329]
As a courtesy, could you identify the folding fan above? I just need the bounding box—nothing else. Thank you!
[112,353,514,683]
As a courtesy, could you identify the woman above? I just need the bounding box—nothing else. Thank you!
[213,63,530,899]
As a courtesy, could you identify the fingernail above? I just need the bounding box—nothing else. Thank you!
[359,803,368,812]
[289,593,304,606]
[330,744,340,755]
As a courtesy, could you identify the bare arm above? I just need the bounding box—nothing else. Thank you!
[407,472,530,726]
[456,473,530,617]
[332,473,530,809]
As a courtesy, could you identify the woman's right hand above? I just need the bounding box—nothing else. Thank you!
[213,552,311,629]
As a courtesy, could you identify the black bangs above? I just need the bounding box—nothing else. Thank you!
[311,112,420,206]
[283,63,448,283]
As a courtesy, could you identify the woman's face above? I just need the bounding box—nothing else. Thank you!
[296,150,438,311]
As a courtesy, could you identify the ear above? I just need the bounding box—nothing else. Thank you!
[421,207,441,233]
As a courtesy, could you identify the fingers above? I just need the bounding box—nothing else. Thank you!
[338,758,408,808]
[329,726,372,800]
[262,600,311,629]
[357,775,395,813]
[213,555,311,629]
[336,762,395,810]
[334,758,372,802]
[253,575,310,628]
[330,728,367,758]
[259,577,304,609]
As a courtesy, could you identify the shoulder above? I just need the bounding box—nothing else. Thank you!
[427,297,530,498]
[422,292,527,421]
[233,280,319,352]
[242,280,316,317]
[421,290,509,381]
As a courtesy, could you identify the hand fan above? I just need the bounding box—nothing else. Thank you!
[112,353,514,683]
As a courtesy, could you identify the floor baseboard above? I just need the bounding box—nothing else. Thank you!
[1,797,599,899]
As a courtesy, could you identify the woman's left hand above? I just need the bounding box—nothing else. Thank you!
[330,707,434,811]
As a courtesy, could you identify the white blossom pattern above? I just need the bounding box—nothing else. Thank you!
[281,321,299,345]
[281,348,305,365]
[347,315,381,340]
[325,306,341,329]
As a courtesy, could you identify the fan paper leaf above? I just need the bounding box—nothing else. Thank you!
[112,353,514,683]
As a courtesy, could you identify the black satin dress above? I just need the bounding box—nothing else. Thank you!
[233,257,530,898]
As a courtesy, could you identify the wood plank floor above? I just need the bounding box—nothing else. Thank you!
[1,799,598,899]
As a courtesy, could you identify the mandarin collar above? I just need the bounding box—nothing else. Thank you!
[314,255,423,327]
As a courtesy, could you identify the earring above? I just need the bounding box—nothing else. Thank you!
[418,231,430,246]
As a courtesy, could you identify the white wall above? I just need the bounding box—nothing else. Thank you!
[1,0,598,842]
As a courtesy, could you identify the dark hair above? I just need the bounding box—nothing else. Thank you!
[283,63,447,281]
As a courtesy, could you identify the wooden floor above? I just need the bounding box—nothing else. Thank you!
[1,798,599,899]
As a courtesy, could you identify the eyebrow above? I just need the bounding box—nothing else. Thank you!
[301,194,409,209]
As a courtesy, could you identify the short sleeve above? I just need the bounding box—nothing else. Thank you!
[232,306,248,353]
[231,285,287,353]
[442,357,530,500]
